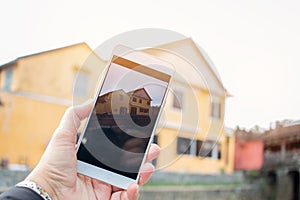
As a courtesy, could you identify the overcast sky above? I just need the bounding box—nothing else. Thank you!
[100,63,167,106]
[1,0,299,129]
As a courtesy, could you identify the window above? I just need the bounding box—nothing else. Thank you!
[73,72,88,97]
[152,135,158,166]
[177,137,199,156]
[147,100,150,105]
[198,140,220,159]
[119,94,123,101]
[0,70,2,88]
[177,137,192,155]
[130,107,137,115]
[133,97,137,102]
[139,99,142,103]
[119,107,127,115]
[199,140,214,157]
[4,68,13,91]
[173,90,183,109]
[196,140,203,156]
[139,108,149,113]
[211,102,221,119]
[218,144,222,159]
[153,135,158,144]
[176,137,221,159]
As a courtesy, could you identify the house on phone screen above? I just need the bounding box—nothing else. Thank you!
[96,88,151,116]
[144,38,234,174]
[0,43,105,167]
[128,88,151,116]
[96,89,130,115]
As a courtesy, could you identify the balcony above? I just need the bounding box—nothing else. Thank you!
[263,149,300,169]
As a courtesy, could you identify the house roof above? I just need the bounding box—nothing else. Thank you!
[263,123,300,144]
[99,89,126,98]
[0,60,17,70]
[98,88,152,102]
[149,38,229,97]
[234,129,264,141]
[127,88,152,100]
[0,42,90,70]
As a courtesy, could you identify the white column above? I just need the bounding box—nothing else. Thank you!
[280,142,286,161]
[212,144,218,159]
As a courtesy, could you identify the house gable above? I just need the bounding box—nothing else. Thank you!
[145,38,227,97]
[128,88,151,100]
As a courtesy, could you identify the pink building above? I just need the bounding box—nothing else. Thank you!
[234,129,264,171]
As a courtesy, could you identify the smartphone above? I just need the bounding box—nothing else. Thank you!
[76,46,174,189]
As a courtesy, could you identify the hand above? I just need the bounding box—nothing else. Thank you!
[25,100,160,200]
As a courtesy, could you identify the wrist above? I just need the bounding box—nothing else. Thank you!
[16,180,52,200]
[25,170,59,200]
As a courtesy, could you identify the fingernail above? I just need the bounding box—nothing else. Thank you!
[143,163,155,172]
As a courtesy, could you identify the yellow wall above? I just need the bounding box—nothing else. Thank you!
[0,43,105,167]
[144,44,233,174]
[15,43,104,100]
[111,91,130,115]
[0,92,66,166]
[154,84,229,174]
[96,93,113,114]
[96,91,131,115]
[155,128,224,174]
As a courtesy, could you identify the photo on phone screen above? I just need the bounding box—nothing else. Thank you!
[76,52,173,183]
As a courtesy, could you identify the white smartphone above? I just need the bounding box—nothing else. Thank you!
[76,46,174,189]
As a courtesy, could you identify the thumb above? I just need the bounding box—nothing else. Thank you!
[55,99,94,139]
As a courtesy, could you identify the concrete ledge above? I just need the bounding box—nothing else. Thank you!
[0,170,30,188]
[140,185,262,200]
[148,171,244,184]
[0,170,264,199]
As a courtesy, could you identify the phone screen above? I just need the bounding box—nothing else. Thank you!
[77,55,171,179]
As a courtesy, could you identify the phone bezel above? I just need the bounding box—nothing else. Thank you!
[76,47,174,189]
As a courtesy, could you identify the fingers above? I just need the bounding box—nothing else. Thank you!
[73,99,94,121]
[91,178,112,200]
[111,184,139,200]
[139,162,155,185]
[52,99,93,144]
[126,184,139,200]
[146,143,160,162]
[137,144,160,185]
[57,99,93,134]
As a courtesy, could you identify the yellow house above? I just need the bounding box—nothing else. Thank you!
[0,43,105,167]
[0,38,234,174]
[128,88,151,116]
[144,38,234,174]
[96,89,130,115]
